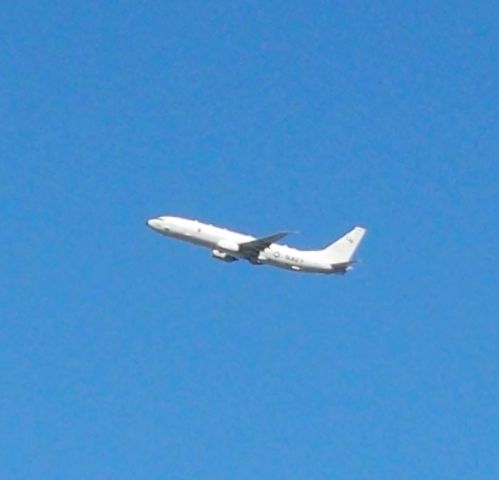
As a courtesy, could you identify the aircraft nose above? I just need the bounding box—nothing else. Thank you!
[146,218,161,230]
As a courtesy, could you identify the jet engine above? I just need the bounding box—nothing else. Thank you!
[212,249,237,262]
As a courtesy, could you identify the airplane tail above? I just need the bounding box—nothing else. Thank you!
[319,226,367,264]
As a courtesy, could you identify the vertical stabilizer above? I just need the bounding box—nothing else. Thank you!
[320,226,367,264]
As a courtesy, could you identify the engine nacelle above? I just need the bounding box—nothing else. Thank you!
[212,249,237,262]
[216,239,240,253]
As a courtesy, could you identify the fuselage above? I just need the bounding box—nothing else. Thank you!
[146,216,339,274]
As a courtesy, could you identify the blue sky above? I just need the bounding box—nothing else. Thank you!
[2,1,498,478]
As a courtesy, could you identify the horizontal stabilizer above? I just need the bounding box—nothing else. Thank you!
[331,260,357,274]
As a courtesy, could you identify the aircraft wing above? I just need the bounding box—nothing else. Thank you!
[239,232,290,257]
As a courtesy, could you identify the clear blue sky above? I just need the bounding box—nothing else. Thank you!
[2,1,498,478]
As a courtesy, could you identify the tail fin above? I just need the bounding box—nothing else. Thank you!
[320,226,367,264]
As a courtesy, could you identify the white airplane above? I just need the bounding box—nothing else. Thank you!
[146,216,366,275]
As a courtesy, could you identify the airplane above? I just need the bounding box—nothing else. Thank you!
[146,215,366,275]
